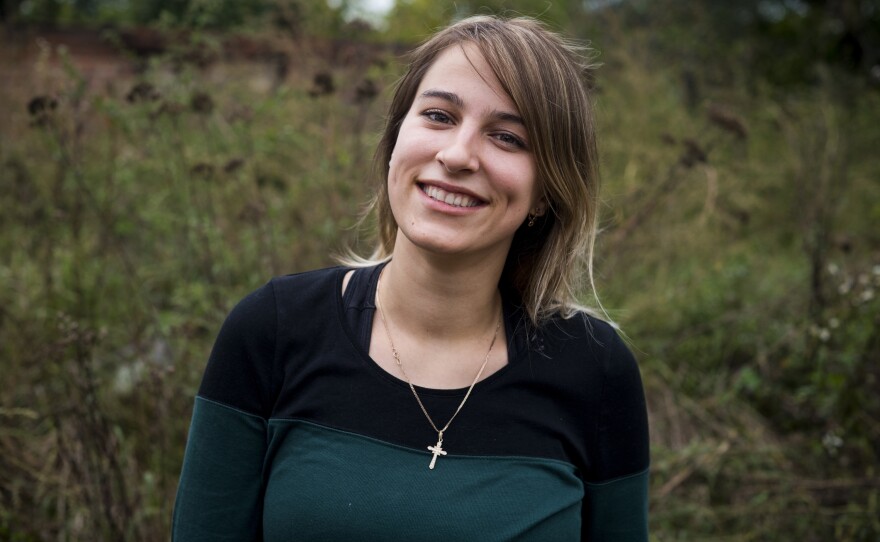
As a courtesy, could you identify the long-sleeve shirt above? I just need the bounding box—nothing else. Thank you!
[172,264,650,541]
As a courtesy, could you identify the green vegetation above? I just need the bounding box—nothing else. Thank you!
[1,1,878,540]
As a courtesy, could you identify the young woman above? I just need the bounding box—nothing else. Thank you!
[173,15,649,541]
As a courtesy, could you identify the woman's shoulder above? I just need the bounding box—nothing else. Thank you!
[198,266,350,416]
[269,265,348,297]
[221,266,347,319]
[541,308,627,351]
[536,308,641,381]
[209,265,351,367]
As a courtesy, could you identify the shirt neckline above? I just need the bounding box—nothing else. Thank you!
[333,264,528,397]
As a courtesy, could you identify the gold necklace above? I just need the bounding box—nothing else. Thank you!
[376,276,501,470]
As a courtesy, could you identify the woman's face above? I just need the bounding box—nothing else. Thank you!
[387,43,542,264]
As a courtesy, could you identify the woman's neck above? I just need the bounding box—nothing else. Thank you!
[380,243,505,341]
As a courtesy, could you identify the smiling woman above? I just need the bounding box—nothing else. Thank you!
[172,15,649,542]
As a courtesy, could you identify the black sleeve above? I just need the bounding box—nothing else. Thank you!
[198,281,281,418]
[594,328,650,481]
[583,322,650,541]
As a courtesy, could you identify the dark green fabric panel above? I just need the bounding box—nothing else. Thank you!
[173,397,267,541]
[583,468,650,541]
[263,419,584,541]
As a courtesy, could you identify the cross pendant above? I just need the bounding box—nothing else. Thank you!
[427,436,447,470]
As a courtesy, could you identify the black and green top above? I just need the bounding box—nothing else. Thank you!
[172,264,650,541]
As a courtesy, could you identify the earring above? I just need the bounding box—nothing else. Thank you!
[527,212,537,227]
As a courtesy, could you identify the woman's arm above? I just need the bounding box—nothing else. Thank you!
[172,397,268,540]
[172,283,280,541]
[582,326,650,541]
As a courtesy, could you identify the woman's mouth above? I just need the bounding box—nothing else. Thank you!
[419,183,483,208]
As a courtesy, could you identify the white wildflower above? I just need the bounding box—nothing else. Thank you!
[822,432,843,455]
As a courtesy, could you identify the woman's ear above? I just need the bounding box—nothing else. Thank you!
[532,197,548,217]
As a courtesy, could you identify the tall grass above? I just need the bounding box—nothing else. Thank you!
[1,32,391,540]
[593,26,880,541]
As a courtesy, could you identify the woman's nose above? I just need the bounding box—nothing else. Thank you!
[436,128,480,173]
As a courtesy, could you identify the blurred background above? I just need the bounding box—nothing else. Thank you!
[1,0,878,540]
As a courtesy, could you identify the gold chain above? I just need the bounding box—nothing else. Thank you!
[376,275,501,468]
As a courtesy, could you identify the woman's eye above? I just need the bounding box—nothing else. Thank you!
[495,132,526,149]
[423,110,452,123]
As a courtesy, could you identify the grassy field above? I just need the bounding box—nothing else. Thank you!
[1,18,878,541]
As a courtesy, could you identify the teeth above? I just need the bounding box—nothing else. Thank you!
[424,185,480,208]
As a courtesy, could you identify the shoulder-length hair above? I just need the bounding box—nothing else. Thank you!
[348,15,603,327]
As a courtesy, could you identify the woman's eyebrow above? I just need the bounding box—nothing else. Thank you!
[492,111,524,126]
[419,89,524,126]
[420,89,464,107]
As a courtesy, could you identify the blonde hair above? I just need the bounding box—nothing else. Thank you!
[348,15,603,327]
